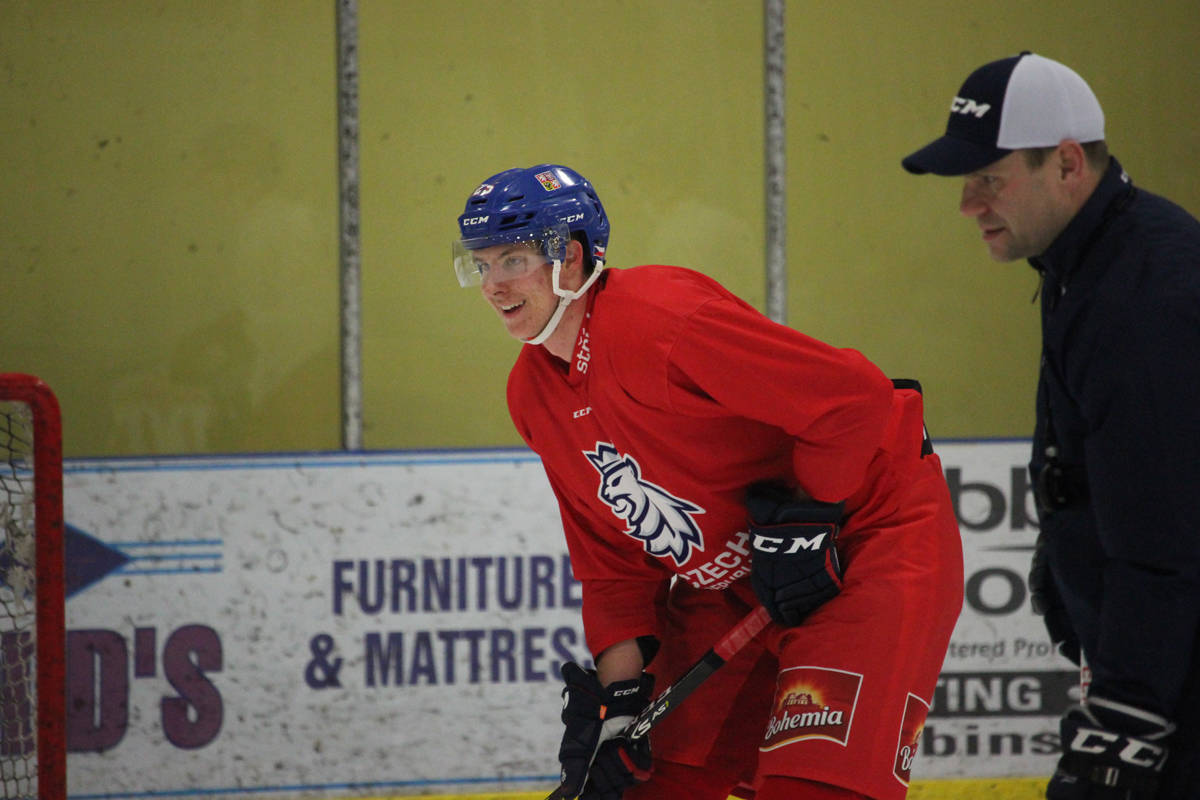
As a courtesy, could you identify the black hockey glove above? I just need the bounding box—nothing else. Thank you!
[746,482,845,628]
[1028,531,1081,665]
[558,662,654,800]
[1047,696,1175,800]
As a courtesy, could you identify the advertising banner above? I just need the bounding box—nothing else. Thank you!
[926,441,1075,778]
[61,442,1072,798]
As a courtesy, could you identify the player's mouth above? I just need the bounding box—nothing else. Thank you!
[499,301,525,316]
[981,225,1006,242]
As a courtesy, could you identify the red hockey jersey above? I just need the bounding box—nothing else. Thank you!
[507,265,926,657]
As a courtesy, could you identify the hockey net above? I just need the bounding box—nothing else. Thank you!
[0,375,65,800]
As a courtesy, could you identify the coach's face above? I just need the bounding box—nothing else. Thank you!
[958,150,1075,261]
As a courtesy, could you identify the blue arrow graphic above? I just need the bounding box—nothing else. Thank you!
[65,523,131,598]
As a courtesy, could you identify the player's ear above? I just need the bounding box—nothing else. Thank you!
[553,238,588,293]
[566,237,595,281]
[565,238,586,272]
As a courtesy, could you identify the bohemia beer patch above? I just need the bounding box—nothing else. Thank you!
[761,666,862,751]
[893,692,930,786]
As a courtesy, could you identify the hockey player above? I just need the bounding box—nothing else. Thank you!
[452,164,964,800]
[902,53,1200,800]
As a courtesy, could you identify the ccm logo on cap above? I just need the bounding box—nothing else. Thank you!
[950,96,991,118]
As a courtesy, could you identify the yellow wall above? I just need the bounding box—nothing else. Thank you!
[2,1,339,454]
[4,1,1199,456]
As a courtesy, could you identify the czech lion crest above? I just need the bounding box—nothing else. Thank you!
[583,442,704,566]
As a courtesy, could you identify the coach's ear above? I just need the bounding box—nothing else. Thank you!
[1052,139,1096,206]
[1053,140,1085,180]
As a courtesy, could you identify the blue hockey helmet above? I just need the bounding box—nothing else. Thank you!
[453,164,610,287]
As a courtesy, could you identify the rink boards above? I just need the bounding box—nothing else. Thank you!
[60,441,1065,799]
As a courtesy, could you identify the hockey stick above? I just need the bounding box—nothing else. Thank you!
[544,605,772,800]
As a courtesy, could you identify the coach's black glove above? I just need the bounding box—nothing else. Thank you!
[746,482,845,628]
[1047,696,1175,800]
[558,662,654,800]
[1029,531,1081,665]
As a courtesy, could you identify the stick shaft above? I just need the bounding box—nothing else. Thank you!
[627,605,770,741]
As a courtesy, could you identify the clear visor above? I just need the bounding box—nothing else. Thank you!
[452,224,570,287]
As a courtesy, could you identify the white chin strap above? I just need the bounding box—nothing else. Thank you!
[521,259,606,346]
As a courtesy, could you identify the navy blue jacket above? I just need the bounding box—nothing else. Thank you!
[1029,158,1200,723]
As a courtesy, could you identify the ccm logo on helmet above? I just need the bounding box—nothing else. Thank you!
[462,215,489,226]
[752,532,829,554]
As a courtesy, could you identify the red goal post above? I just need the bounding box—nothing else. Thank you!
[0,374,65,800]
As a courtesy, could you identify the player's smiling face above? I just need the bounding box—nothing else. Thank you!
[474,242,556,341]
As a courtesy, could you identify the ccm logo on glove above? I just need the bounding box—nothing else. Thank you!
[1047,695,1175,800]
[752,529,833,554]
[745,482,846,628]
[1066,726,1166,768]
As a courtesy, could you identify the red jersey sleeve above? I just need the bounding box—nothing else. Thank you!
[664,294,893,501]
[580,578,667,659]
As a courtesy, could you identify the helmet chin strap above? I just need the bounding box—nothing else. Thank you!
[521,258,606,346]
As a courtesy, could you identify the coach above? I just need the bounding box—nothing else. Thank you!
[902,52,1200,800]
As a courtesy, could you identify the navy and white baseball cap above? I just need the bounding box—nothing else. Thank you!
[902,52,1105,176]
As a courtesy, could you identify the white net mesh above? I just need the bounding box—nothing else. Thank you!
[0,400,38,800]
